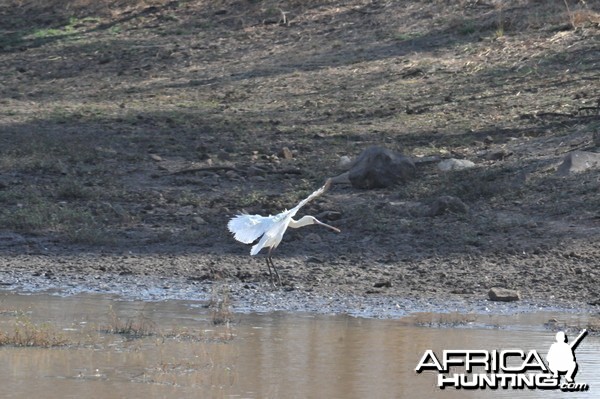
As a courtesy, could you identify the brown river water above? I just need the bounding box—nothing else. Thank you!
[0,292,597,398]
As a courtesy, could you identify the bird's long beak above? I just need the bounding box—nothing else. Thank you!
[315,220,341,233]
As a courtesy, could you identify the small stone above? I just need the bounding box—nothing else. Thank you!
[338,155,353,169]
[488,287,521,302]
[428,196,469,216]
[279,147,294,160]
[149,154,163,162]
[438,158,476,171]
[556,151,600,176]
[193,216,208,225]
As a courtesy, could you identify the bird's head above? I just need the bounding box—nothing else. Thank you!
[299,216,341,233]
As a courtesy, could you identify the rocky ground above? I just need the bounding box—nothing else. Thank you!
[0,0,599,314]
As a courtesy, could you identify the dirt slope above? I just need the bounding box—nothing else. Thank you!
[0,0,599,308]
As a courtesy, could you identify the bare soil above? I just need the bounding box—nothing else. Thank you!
[0,0,599,311]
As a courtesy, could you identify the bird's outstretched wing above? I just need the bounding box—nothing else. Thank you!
[227,214,275,244]
[289,178,332,217]
[228,179,332,248]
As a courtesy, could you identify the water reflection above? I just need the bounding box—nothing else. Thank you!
[0,293,597,398]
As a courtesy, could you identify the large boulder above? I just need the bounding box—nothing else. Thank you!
[347,146,415,189]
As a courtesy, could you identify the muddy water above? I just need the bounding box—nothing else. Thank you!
[0,293,597,399]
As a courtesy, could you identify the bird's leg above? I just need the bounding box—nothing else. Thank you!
[271,257,282,287]
[267,248,282,287]
[265,256,275,287]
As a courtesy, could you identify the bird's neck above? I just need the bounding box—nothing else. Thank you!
[288,216,314,229]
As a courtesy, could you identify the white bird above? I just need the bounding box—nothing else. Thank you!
[228,179,340,286]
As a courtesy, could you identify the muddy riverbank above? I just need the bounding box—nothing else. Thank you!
[1,252,599,320]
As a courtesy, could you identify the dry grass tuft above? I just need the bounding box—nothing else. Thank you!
[208,285,233,326]
[0,316,69,347]
[104,305,158,338]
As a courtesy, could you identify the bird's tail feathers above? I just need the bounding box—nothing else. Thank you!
[250,243,261,256]
[250,233,271,255]
[227,213,272,244]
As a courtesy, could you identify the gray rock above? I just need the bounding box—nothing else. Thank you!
[438,158,475,171]
[428,196,469,216]
[556,151,600,176]
[488,287,521,302]
[347,146,415,189]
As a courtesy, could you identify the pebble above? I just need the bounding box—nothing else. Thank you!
[279,147,294,160]
[438,158,476,171]
[338,155,353,169]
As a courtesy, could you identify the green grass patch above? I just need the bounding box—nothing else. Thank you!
[393,32,424,41]
[29,16,99,39]
[458,20,477,35]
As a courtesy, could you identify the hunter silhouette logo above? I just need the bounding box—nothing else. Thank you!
[547,330,587,384]
[415,329,589,392]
